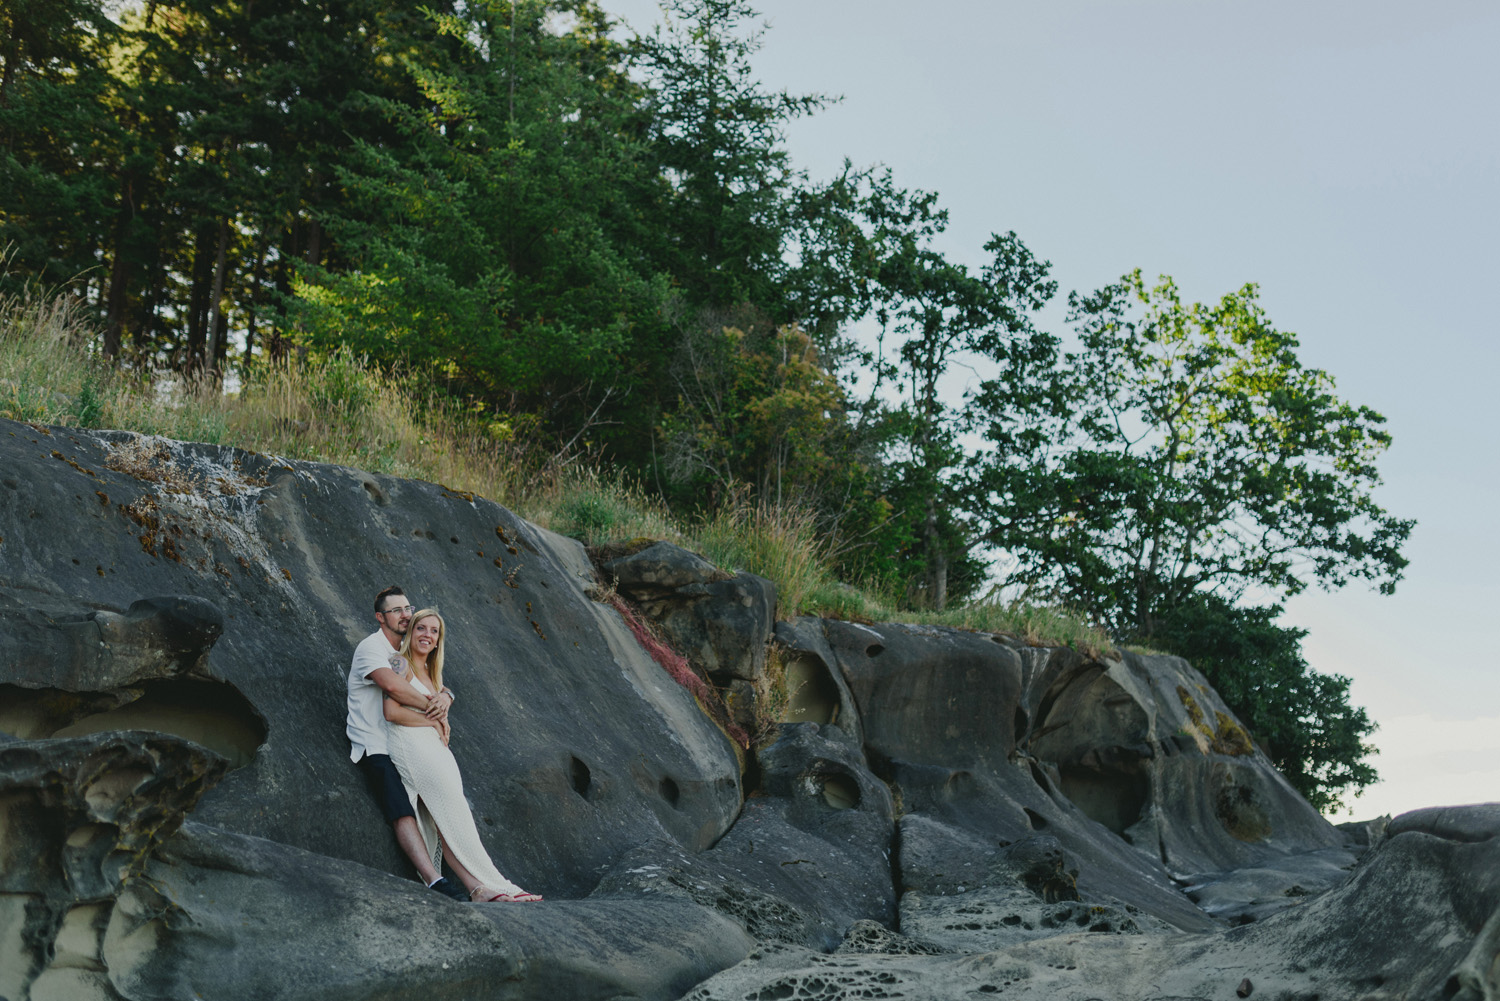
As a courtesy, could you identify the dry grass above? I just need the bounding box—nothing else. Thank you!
[1,285,1108,654]
[804,580,1113,657]
[695,499,831,615]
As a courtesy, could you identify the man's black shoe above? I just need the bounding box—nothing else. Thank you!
[429,876,470,902]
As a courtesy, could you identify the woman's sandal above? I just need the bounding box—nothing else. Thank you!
[470,885,543,903]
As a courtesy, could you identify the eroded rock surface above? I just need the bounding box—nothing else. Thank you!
[604,540,777,733]
[686,805,1500,1001]
[2,416,1497,1001]
[0,422,742,900]
[0,732,228,1001]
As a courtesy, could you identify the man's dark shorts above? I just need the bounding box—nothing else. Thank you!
[355,752,415,823]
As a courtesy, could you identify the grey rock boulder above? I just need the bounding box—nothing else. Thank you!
[0,592,223,691]
[112,821,756,1001]
[774,616,865,748]
[603,541,777,734]
[821,618,1348,929]
[0,731,228,1001]
[684,803,1500,1001]
[0,421,743,899]
[593,722,896,951]
[1180,845,1360,924]
[822,619,1215,931]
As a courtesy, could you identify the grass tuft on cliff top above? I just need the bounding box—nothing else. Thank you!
[0,286,1110,656]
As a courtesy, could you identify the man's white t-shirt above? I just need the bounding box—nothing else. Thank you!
[347,629,402,762]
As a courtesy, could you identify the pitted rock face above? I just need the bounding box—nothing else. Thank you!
[0,732,229,1001]
[0,594,223,691]
[0,420,744,901]
[604,540,778,730]
[684,816,1500,1001]
[2,416,1497,1001]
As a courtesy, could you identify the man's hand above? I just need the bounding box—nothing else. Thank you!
[369,666,432,711]
[424,690,453,721]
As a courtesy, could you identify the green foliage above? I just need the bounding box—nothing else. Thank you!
[71,372,105,427]
[307,347,378,424]
[290,0,671,456]
[0,1,1408,813]
[630,0,829,314]
[1151,593,1378,812]
[874,230,1059,609]
[549,472,675,547]
[974,271,1413,638]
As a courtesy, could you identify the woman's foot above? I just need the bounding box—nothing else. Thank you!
[469,885,542,902]
[469,885,542,903]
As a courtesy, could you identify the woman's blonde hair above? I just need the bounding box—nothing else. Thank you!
[398,608,446,693]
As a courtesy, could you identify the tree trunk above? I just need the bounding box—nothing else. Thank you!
[0,34,19,113]
[242,233,268,366]
[102,254,130,360]
[925,492,947,611]
[269,228,293,362]
[204,217,231,379]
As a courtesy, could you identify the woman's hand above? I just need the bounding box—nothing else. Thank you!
[425,690,452,721]
[436,716,452,747]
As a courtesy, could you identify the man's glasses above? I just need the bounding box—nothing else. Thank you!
[380,604,416,616]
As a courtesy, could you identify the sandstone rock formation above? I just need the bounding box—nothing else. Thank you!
[0,416,1495,1001]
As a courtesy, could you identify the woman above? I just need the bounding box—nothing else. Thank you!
[383,608,542,903]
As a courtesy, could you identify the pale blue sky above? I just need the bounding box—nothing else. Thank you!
[605,0,1500,821]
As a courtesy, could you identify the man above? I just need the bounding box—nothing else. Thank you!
[347,585,466,900]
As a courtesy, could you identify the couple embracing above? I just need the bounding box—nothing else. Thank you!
[345,586,541,903]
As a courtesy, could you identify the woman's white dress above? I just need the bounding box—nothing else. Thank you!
[385,674,525,897]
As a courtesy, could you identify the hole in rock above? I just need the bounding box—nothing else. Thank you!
[12,680,267,768]
[820,773,860,810]
[1014,707,1028,744]
[65,823,111,848]
[1028,762,1052,794]
[865,643,885,658]
[659,776,680,808]
[783,655,839,725]
[1030,667,1154,839]
[83,768,151,814]
[0,686,127,740]
[942,770,977,801]
[361,481,386,506]
[1057,764,1148,836]
[1024,808,1049,830]
[570,756,592,799]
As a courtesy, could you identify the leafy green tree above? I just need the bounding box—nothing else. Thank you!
[973,269,1412,635]
[291,0,669,451]
[1151,593,1378,812]
[875,231,1057,609]
[0,0,120,294]
[968,270,1405,807]
[630,0,827,315]
[658,306,891,555]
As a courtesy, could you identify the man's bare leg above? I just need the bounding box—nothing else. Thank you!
[430,824,524,900]
[443,850,480,896]
[393,816,440,884]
